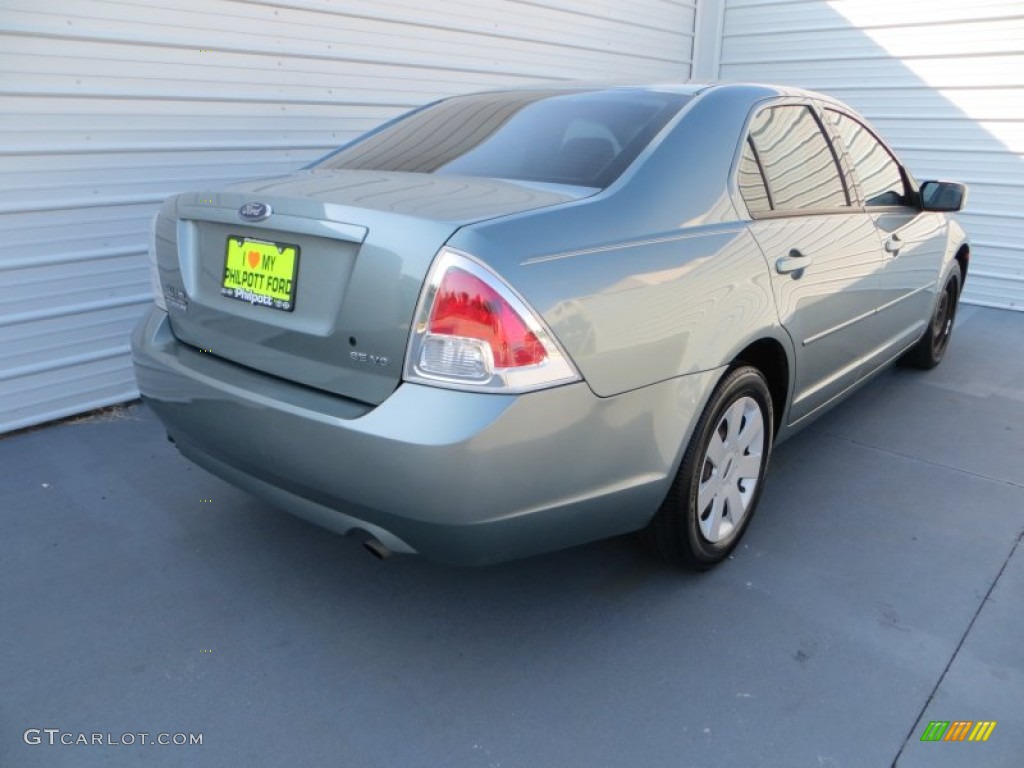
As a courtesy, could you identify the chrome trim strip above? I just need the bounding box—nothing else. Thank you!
[876,281,934,314]
[803,281,934,346]
[792,355,863,406]
[177,204,367,244]
[803,306,876,346]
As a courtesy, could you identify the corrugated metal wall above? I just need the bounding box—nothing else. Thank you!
[718,0,1024,311]
[0,0,696,433]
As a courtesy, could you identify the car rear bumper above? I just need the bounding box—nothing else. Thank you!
[131,308,719,564]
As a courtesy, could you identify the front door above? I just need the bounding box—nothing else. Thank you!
[823,108,949,365]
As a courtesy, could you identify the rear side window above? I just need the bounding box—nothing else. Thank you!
[826,110,909,207]
[742,105,849,214]
[315,90,689,189]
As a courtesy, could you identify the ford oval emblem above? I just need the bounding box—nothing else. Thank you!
[238,201,272,221]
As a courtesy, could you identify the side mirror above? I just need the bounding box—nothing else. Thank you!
[920,180,967,212]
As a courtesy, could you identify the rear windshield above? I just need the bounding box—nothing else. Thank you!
[315,89,690,188]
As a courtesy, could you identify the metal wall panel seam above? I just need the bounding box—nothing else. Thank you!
[0,345,132,382]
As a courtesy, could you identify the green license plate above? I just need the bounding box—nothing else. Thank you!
[222,236,299,312]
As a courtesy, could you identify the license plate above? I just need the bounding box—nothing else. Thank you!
[222,236,299,312]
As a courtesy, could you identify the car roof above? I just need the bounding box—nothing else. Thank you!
[464,81,838,105]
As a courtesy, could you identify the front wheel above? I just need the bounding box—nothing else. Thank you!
[901,263,961,370]
[644,366,774,569]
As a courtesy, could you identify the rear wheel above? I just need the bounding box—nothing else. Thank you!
[644,366,774,569]
[902,263,961,370]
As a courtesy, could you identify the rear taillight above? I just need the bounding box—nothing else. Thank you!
[148,212,167,311]
[404,248,579,392]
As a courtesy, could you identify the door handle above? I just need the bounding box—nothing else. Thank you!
[885,234,902,254]
[776,249,812,276]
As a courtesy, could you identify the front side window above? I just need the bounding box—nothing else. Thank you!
[826,110,909,207]
[315,89,689,189]
[745,105,849,214]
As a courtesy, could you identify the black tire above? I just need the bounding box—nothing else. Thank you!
[901,263,961,370]
[644,366,774,569]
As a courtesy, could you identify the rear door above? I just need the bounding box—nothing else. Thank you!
[738,102,888,425]
[823,108,948,364]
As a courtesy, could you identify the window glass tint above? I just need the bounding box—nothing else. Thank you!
[748,106,849,212]
[827,110,908,206]
[315,90,689,188]
[738,139,771,215]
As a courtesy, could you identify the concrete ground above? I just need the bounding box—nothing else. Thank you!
[2,305,1021,768]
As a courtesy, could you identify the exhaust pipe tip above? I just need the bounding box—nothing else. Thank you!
[363,537,392,560]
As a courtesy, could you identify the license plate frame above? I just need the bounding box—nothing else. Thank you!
[221,235,300,312]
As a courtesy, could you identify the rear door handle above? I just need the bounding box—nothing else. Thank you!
[776,249,813,276]
[885,234,902,254]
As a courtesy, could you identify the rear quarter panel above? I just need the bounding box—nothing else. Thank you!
[449,85,788,397]
[503,224,779,396]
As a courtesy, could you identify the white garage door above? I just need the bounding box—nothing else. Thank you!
[0,0,697,433]
[718,0,1024,311]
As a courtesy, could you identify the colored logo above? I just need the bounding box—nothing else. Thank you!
[920,720,996,742]
[238,202,272,221]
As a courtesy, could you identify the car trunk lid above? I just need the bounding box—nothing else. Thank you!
[159,169,589,405]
